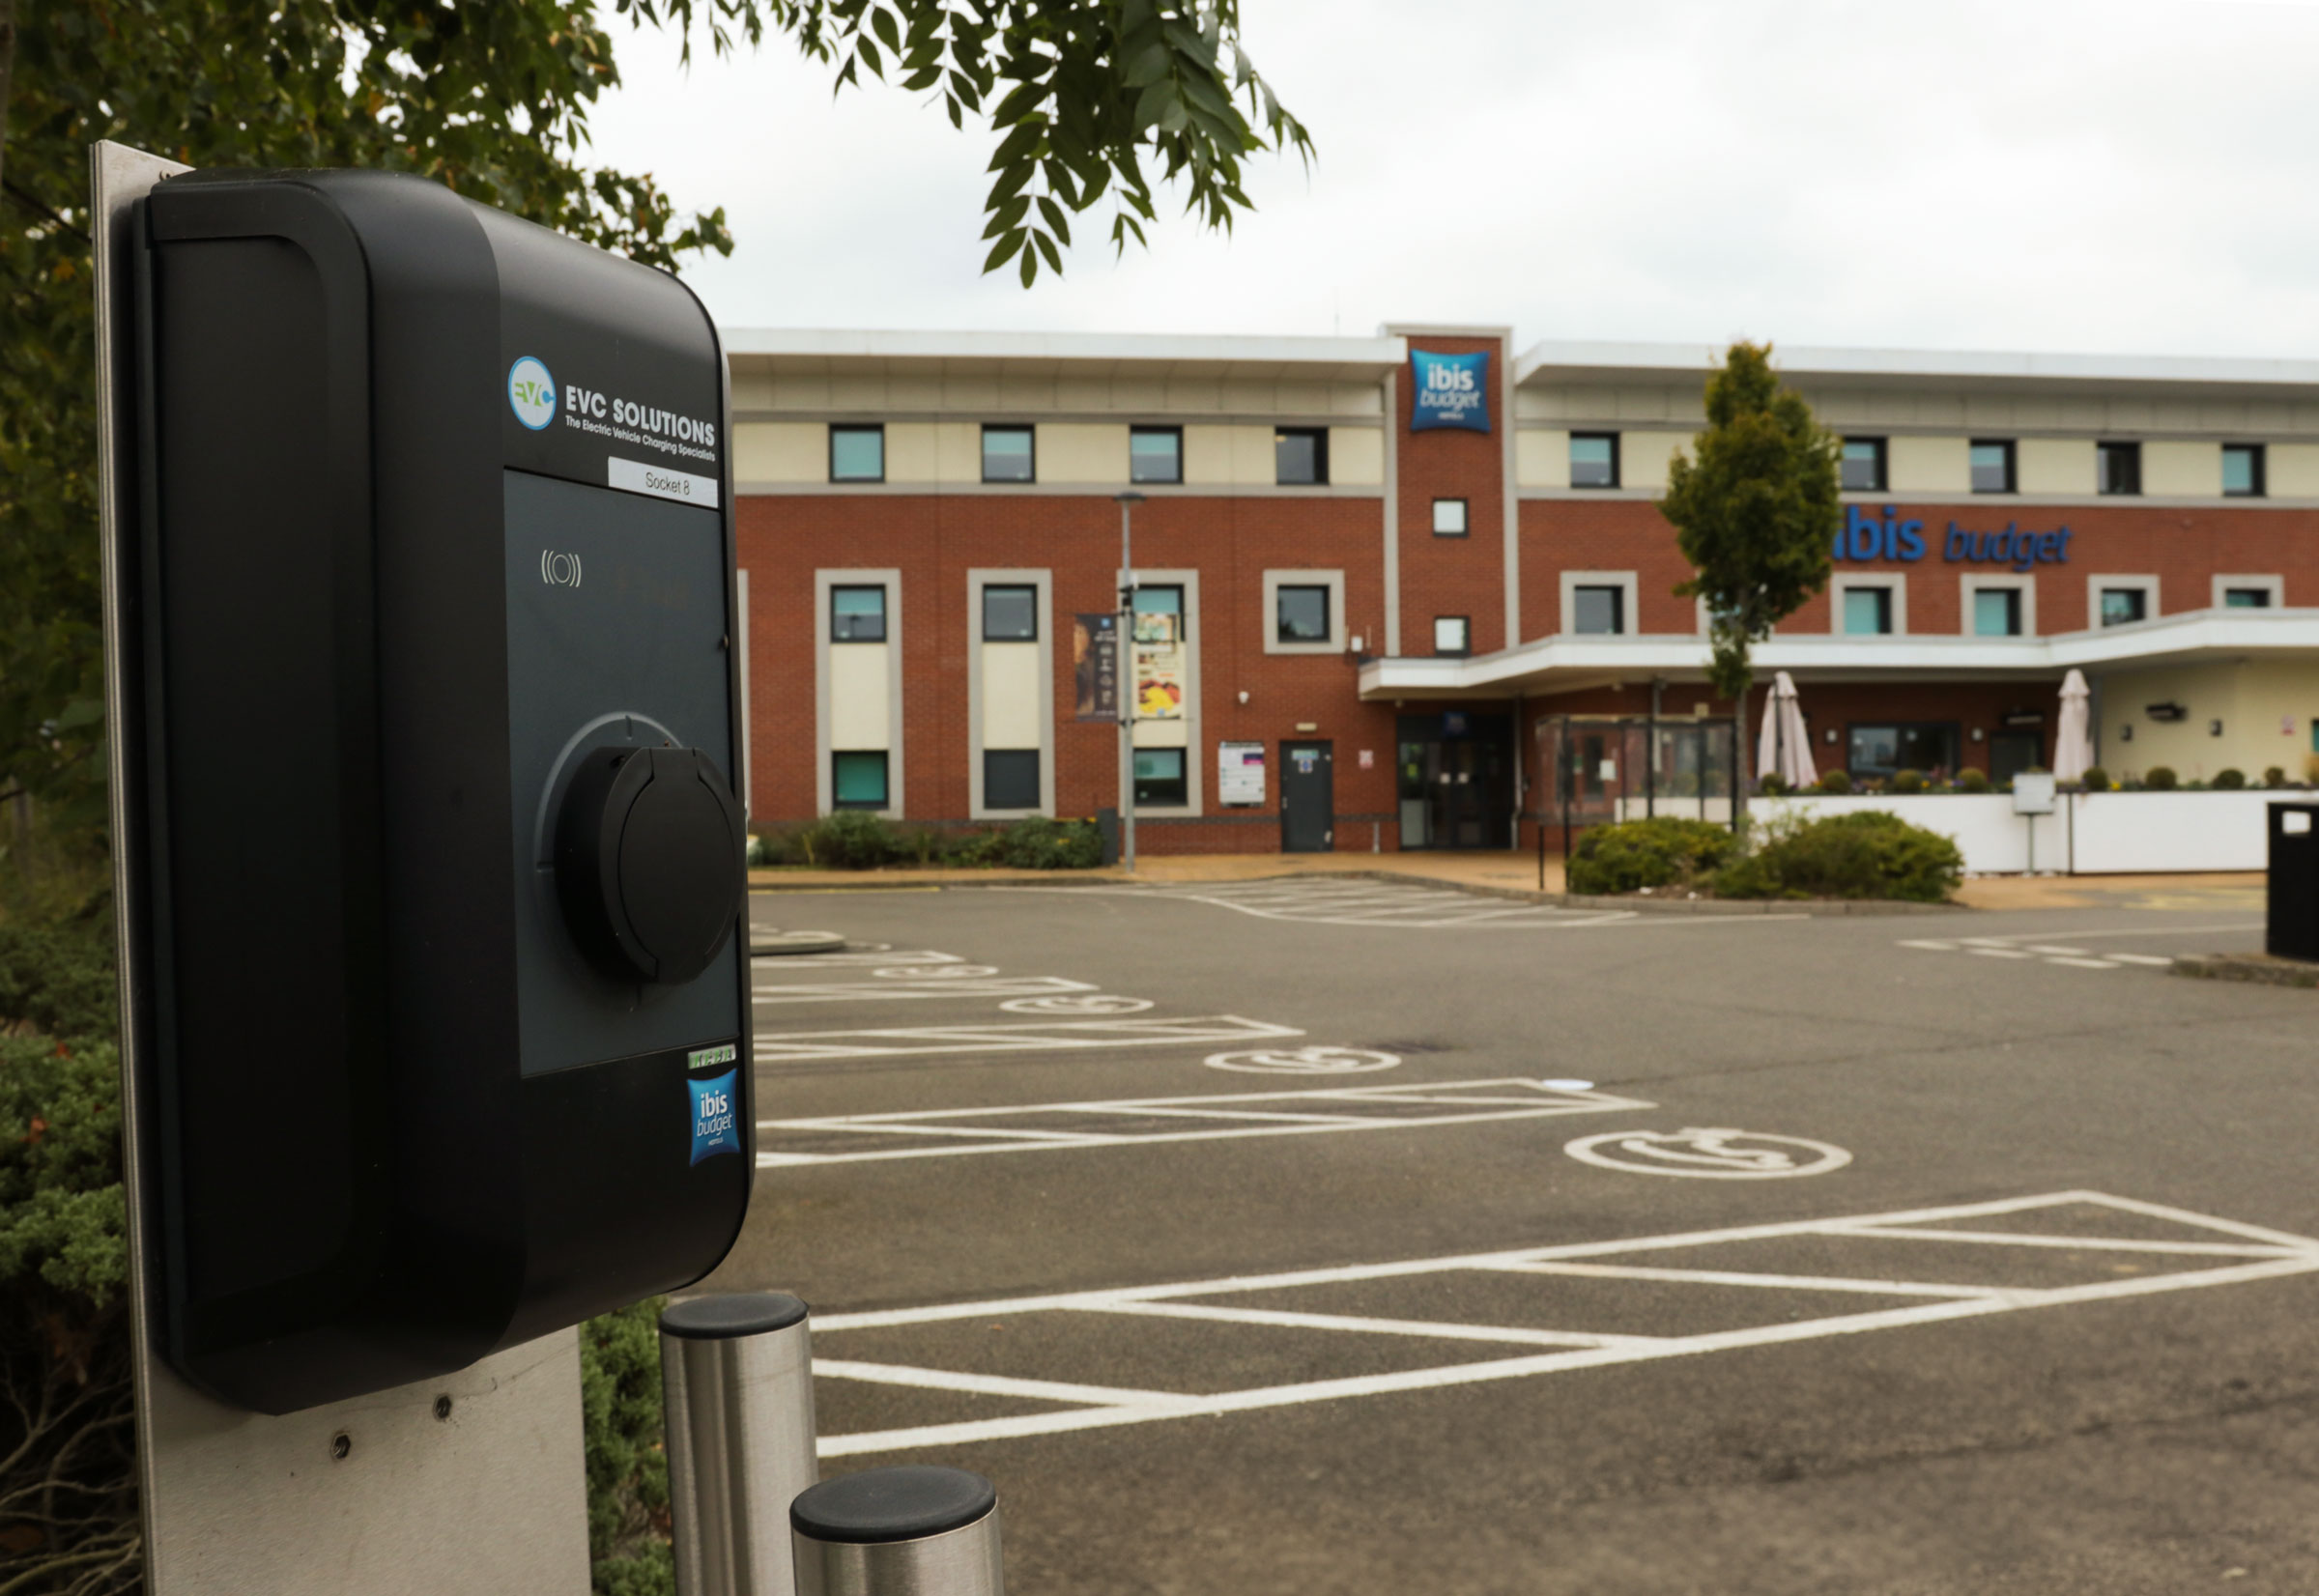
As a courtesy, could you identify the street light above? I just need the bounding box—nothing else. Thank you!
[1114,492,1145,873]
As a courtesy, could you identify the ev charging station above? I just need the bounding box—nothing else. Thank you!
[94,145,752,1589]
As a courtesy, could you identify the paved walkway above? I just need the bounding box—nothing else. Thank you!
[751,852,2261,910]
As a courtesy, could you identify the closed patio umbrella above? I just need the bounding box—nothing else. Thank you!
[1756,670,1818,788]
[2053,669,2093,783]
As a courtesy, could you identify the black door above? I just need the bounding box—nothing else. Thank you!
[1281,740,1333,852]
[1990,731,2043,784]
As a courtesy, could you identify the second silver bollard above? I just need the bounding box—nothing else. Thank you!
[662,1293,819,1596]
[790,1467,1004,1596]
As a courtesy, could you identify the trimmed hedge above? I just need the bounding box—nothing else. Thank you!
[1566,817,1738,896]
[750,813,1103,870]
[1716,810,1962,903]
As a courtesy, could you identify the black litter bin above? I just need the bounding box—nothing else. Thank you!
[2267,802,2319,962]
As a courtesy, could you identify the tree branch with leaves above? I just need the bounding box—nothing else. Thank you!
[1661,341,1841,706]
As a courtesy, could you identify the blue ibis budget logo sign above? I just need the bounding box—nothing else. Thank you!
[688,1069,740,1164]
[1835,505,2074,571]
[1410,350,1490,434]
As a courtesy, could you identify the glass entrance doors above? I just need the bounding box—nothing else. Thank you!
[1536,716,1739,848]
[1396,713,1513,849]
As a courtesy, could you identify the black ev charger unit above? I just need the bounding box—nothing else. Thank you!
[127,169,752,1412]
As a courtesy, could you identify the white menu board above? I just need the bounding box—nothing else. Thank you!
[1217,740,1267,807]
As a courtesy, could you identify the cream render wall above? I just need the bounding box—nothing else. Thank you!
[2139,442,2222,498]
[885,422,939,482]
[2017,438,2095,496]
[734,422,823,483]
[979,643,1043,750]
[827,645,892,750]
[1890,436,1970,494]
[2096,658,2319,782]
[1330,427,1385,486]
[1516,429,1571,489]
[1618,431,1696,492]
[1037,423,1130,484]
[2274,444,2319,499]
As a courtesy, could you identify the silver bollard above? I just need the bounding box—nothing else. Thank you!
[662,1293,820,1596]
[789,1467,1004,1596]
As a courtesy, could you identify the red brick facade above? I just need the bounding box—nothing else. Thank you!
[737,348,2319,855]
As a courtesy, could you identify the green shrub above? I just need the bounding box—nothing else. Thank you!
[2079,766,2111,793]
[984,816,1103,869]
[2214,768,2247,790]
[1714,810,1963,903]
[581,1297,673,1596]
[1888,768,1927,795]
[0,1030,138,1594]
[1758,772,1789,797]
[2144,765,2179,791]
[1955,768,1991,794]
[0,908,119,1041]
[1567,817,1739,896]
[2265,766,2288,789]
[1816,769,1852,795]
[794,811,904,869]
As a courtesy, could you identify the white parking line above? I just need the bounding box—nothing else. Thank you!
[809,1190,2319,1457]
[753,976,1099,1004]
[757,1077,1654,1165]
[753,1013,1302,1064]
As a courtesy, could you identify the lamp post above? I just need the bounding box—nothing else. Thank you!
[1115,492,1145,873]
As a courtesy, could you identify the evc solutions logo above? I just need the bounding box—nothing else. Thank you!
[1410,349,1491,434]
[507,356,558,430]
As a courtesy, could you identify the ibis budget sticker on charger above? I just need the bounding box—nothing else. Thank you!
[690,1069,740,1163]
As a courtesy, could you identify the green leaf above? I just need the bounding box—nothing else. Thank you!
[983,227,1029,272]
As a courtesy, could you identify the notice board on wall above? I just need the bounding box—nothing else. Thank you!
[1218,741,1267,807]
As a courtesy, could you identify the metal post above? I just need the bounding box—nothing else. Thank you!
[791,1467,1004,1596]
[1646,679,1661,819]
[1114,493,1143,875]
[663,1294,819,1596]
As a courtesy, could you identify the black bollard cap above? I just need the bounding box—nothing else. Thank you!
[659,1293,809,1339]
[790,1467,998,1545]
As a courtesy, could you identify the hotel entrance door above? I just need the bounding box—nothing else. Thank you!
[1396,713,1513,849]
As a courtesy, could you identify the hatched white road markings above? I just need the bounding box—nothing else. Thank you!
[755,1077,1652,1166]
[753,1013,1302,1065]
[1001,880,1813,929]
[1206,1046,1402,1075]
[1898,923,2261,972]
[1563,1128,1852,1180]
[809,1190,2319,1458]
[754,975,1098,1005]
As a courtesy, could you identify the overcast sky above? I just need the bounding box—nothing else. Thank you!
[586,0,2319,358]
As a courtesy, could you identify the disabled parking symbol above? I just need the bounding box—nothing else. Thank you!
[1562,1127,1851,1180]
[1205,1046,1401,1075]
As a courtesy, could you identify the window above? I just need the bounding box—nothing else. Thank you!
[1132,584,1185,641]
[983,750,1041,810]
[981,425,1035,483]
[2223,443,2266,498]
[1275,584,1331,644]
[1432,499,1469,536]
[2225,587,2274,609]
[829,424,885,483]
[2098,442,2141,497]
[1969,440,2016,495]
[982,584,1038,641]
[1973,587,2021,637]
[831,751,889,809]
[1843,586,1893,636]
[1132,748,1187,806]
[1572,585,1624,636]
[1847,723,1961,781]
[1130,426,1182,485]
[2099,587,2148,626]
[831,585,887,641]
[1841,438,1887,494]
[1433,615,1471,657]
[1275,428,1329,485]
[1569,433,1619,489]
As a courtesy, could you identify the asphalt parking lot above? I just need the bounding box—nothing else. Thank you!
[702,876,2319,1595]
